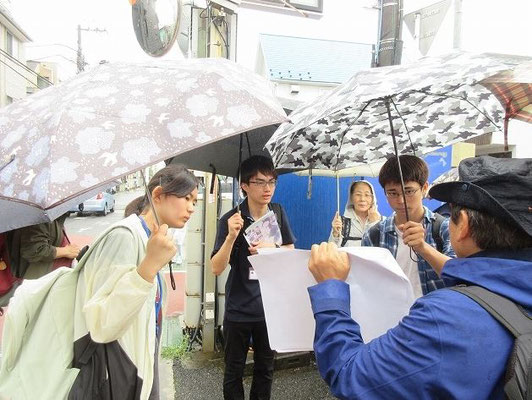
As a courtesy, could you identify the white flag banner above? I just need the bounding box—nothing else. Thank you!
[249,247,415,352]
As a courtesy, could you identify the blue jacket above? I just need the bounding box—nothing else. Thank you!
[308,248,532,399]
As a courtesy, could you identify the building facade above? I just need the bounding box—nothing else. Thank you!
[401,0,532,158]
[0,0,32,107]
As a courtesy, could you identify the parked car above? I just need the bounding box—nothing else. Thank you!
[70,189,116,216]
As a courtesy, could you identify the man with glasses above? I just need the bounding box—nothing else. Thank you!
[362,155,455,298]
[211,155,295,400]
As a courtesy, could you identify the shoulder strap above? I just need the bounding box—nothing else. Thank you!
[431,213,445,253]
[270,203,283,229]
[6,230,23,278]
[340,216,350,235]
[340,216,364,246]
[368,223,381,246]
[450,285,532,337]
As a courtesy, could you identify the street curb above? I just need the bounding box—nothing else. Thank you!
[159,358,175,400]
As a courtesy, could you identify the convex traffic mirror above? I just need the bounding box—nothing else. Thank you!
[131,0,180,57]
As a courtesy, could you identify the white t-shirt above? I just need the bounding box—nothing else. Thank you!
[395,226,423,299]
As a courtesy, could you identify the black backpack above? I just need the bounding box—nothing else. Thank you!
[367,213,445,252]
[451,285,532,400]
[269,203,284,234]
[339,215,364,247]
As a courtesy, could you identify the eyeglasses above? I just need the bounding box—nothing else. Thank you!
[248,180,277,188]
[385,188,421,199]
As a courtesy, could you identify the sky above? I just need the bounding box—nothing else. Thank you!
[10,0,184,79]
[9,0,532,80]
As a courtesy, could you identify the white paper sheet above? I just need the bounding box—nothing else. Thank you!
[249,247,415,352]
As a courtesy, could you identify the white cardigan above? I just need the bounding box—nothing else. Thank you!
[0,215,165,400]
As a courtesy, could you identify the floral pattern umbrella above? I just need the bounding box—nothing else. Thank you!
[0,58,286,233]
[266,51,531,171]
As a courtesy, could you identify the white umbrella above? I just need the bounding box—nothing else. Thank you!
[266,51,530,220]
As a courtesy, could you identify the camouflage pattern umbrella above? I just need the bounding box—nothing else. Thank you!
[266,51,531,172]
[0,58,286,233]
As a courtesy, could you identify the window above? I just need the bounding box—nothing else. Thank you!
[242,0,323,13]
[289,0,322,12]
[6,32,13,56]
[5,32,18,58]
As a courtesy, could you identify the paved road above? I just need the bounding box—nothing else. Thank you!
[174,354,336,400]
[65,189,144,242]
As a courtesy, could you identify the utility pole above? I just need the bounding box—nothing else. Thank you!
[77,25,107,74]
[453,0,462,49]
[375,0,404,67]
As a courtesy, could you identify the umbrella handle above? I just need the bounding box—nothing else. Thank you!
[237,133,243,213]
[336,173,340,214]
[139,169,177,290]
[140,169,161,226]
[307,168,313,200]
[384,97,410,222]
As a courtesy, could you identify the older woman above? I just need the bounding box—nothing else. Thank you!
[329,180,381,247]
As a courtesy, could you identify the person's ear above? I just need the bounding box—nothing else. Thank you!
[151,186,164,203]
[455,210,470,242]
[422,182,429,197]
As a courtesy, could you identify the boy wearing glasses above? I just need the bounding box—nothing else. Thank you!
[362,155,455,298]
[211,155,295,400]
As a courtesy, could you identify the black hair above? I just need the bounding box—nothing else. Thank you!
[240,155,277,196]
[125,164,198,217]
[378,155,429,189]
[451,204,532,250]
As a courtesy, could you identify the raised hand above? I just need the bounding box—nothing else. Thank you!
[331,212,343,238]
[308,242,350,283]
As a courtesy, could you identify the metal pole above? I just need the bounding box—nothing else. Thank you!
[77,25,83,73]
[453,0,462,49]
[384,98,410,222]
[237,133,243,212]
[76,25,107,74]
[336,172,340,214]
[202,172,217,352]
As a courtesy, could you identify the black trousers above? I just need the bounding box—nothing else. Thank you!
[223,319,274,400]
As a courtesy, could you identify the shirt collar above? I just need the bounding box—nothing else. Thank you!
[237,198,272,221]
[238,198,252,219]
[467,248,532,262]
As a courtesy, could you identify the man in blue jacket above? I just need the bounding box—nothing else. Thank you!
[307,156,532,399]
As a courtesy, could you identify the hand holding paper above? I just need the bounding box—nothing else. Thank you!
[308,242,349,282]
[248,241,277,255]
[248,247,415,352]
[244,210,282,247]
